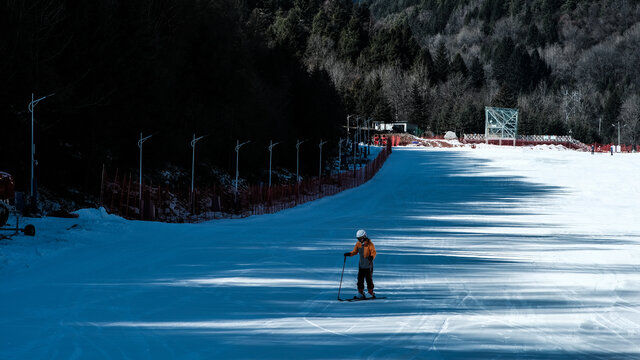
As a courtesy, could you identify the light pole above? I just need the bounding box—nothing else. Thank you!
[28,92,55,200]
[296,139,307,183]
[235,140,251,200]
[365,118,372,156]
[355,116,360,150]
[190,134,206,195]
[138,132,153,212]
[598,117,602,135]
[338,138,344,172]
[318,139,327,179]
[268,140,280,188]
[353,116,360,171]
[612,122,627,152]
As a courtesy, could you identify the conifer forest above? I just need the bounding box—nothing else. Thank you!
[1,0,639,203]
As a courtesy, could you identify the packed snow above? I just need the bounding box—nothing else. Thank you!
[1,145,639,359]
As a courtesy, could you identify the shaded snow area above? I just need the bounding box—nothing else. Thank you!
[1,147,640,359]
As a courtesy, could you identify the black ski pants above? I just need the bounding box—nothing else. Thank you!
[357,267,374,293]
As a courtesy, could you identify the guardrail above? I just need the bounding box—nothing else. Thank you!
[100,144,391,222]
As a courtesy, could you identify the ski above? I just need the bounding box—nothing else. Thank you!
[338,296,386,302]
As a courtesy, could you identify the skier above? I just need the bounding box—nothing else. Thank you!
[344,229,377,299]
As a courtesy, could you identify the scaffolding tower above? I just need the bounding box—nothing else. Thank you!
[485,106,519,146]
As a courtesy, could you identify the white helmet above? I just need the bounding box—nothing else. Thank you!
[356,229,367,238]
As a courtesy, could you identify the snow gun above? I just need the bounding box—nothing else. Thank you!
[0,172,35,238]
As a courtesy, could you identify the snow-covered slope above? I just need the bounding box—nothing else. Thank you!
[1,146,639,359]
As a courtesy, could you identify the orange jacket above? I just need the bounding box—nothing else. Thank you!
[347,239,376,268]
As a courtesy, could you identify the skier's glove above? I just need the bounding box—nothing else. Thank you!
[344,252,350,257]
[367,256,373,261]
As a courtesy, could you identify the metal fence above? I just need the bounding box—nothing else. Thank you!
[462,134,588,150]
[100,144,391,222]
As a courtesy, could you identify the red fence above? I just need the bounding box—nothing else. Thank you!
[100,145,391,222]
[589,143,638,153]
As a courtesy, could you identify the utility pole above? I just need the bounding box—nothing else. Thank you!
[296,139,307,183]
[28,92,55,201]
[190,134,206,195]
[599,117,602,135]
[612,121,627,152]
[138,132,153,215]
[338,138,344,172]
[366,118,371,156]
[354,116,360,169]
[318,139,327,179]
[268,140,280,188]
[235,140,251,201]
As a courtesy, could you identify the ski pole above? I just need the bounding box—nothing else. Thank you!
[337,255,347,300]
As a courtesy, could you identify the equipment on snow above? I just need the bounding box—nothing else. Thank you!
[337,255,347,300]
[338,296,386,302]
[0,173,36,239]
[0,202,36,239]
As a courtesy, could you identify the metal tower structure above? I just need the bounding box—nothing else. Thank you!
[485,106,519,146]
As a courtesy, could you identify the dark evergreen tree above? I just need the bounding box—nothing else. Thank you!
[479,0,508,24]
[603,89,622,133]
[450,53,468,77]
[339,18,363,62]
[392,20,419,69]
[469,56,485,89]
[325,0,352,42]
[364,19,418,69]
[414,48,434,72]
[359,76,392,123]
[408,82,427,125]
[562,0,577,11]
[493,36,515,84]
[541,0,563,13]
[268,7,309,57]
[310,7,331,38]
[529,50,551,88]
[509,45,533,91]
[541,14,559,44]
[492,84,518,109]
[526,24,543,48]
[338,5,370,62]
[413,47,435,83]
[433,41,450,83]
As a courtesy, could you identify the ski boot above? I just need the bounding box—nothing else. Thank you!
[368,289,376,299]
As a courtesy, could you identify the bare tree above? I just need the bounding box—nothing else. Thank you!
[619,94,640,146]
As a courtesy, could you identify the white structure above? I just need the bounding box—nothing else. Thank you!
[373,121,417,133]
[444,131,457,140]
[485,106,518,146]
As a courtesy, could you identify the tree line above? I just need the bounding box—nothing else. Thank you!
[0,0,345,204]
[2,0,640,206]
[279,0,640,143]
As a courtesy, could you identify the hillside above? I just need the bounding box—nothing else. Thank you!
[2,0,639,208]
[300,0,640,144]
